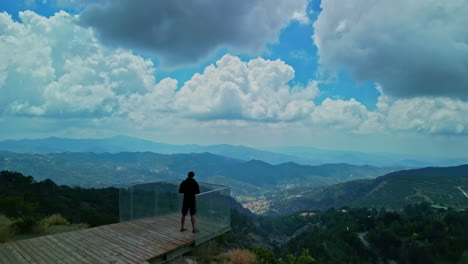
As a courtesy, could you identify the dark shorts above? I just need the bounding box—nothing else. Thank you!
[182,199,196,216]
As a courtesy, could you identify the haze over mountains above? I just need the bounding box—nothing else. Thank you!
[0,151,394,195]
[1,135,467,215]
[1,136,467,167]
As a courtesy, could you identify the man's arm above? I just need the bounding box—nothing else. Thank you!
[179,181,185,193]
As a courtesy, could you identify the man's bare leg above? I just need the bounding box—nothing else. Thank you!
[191,215,196,231]
[181,215,186,231]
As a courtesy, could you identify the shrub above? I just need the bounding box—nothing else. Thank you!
[0,215,15,242]
[13,216,40,234]
[32,219,49,234]
[45,214,69,226]
[76,223,90,229]
[228,249,257,264]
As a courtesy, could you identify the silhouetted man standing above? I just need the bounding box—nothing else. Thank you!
[179,171,200,233]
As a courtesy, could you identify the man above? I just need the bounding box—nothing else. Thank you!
[179,171,200,233]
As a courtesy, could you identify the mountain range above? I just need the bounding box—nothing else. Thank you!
[1,136,467,167]
[0,151,394,195]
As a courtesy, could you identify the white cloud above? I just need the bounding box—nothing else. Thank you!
[0,11,159,118]
[385,97,468,135]
[78,0,309,67]
[313,0,468,99]
[311,98,370,129]
[0,11,317,124]
[174,55,318,121]
[1,10,468,141]
[354,87,468,135]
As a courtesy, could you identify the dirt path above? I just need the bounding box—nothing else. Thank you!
[357,232,370,248]
[456,186,468,198]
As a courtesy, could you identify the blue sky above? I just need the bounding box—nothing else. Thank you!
[1,0,468,157]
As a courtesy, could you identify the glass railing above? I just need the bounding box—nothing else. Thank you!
[195,183,231,244]
[118,180,231,244]
[118,179,183,221]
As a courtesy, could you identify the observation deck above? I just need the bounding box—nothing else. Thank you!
[0,180,231,263]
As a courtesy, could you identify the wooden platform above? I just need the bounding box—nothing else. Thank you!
[0,214,229,264]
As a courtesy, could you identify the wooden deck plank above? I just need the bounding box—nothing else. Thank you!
[15,243,48,264]
[64,231,134,264]
[51,233,104,264]
[102,224,176,258]
[106,221,177,250]
[16,238,60,264]
[143,222,194,243]
[137,218,194,240]
[63,230,131,263]
[123,222,191,248]
[43,234,99,263]
[80,228,147,263]
[81,227,148,263]
[125,222,183,249]
[0,244,16,264]
[132,217,194,243]
[4,243,30,264]
[66,229,140,263]
[16,241,51,264]
[126,220,193,249]
[33,236,77,264]
[63,230,134,263]
[89,224,157,260]
[0,213,229,264]
[44,234,97,263]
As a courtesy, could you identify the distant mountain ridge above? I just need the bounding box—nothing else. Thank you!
[1,136,467,167]
[0,151,394,195]
[267,164,468,215]
[0,136,308,165]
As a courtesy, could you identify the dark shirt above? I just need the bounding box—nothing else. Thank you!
[179,178,200,201]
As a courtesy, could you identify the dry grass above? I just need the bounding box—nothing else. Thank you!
[0,215,15,242]
[45,214,69,226]
[227,249,256,264]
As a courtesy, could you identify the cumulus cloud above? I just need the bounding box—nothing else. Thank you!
[313,0,468,99]
[174,55,318,121]
[0,11,160,118]
[385,97,468,135]
[311,98,370,129]
[354,87,468,135]
[2,11,468,138]
[78,0,309,67]
[0,11,316,123]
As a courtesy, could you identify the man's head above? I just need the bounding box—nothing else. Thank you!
[188,171,195,178]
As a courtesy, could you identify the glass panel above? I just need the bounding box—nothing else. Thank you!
[119,185,132,222]
[195,186,231,242]
[155,180,182,216]
[196,189,214,241]
[130,182,157,220]
[119,179,230,243]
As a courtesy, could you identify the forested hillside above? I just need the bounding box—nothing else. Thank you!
[1,171,467,263]
[268,165,468,215]
[0,171,119,227]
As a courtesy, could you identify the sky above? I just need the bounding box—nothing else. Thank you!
[1,0,468,157]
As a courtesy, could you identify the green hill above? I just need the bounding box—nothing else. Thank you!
[0,171,119,227]
[268,165,468,215]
